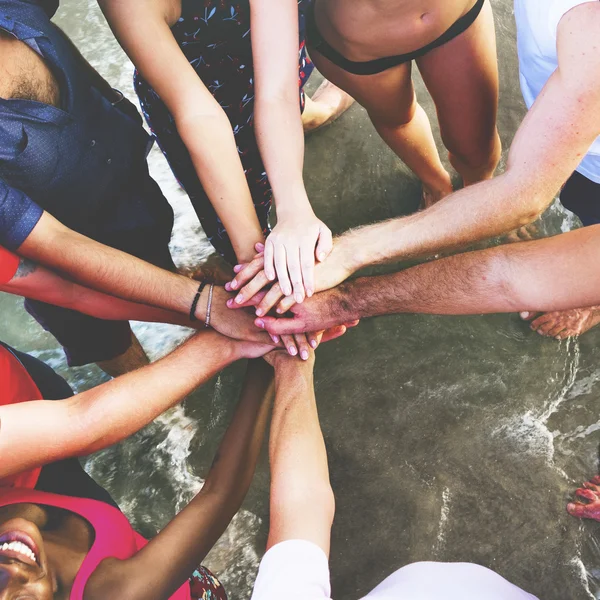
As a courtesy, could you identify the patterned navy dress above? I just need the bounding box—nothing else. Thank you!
[134,0,314,264]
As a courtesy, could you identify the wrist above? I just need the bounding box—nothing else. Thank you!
[273,186,312,220]
[274,359,314,385]
[192,283,210,322]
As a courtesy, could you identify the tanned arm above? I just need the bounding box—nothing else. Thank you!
[257,225,600,334]
[2,254,193,326]
[90,359,275,600]
[264,352,334,554]
[0,331,272,479]
[17,212,273,343]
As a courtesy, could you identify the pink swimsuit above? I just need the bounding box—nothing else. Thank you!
[0,487,191,600]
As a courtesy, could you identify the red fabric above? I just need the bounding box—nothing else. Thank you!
[0,246,19,284]
[0,346,43,489]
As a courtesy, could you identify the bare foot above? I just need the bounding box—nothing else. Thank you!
[421,180,453,209]
[302,79,355,132]
[520,306,600,340]
[568,476,600,520]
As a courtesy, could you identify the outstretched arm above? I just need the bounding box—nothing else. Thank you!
[1,247,193,327]
[229,1,600,308]
[99,0,263,262]
[17,212,272,343]
[252,0,332,301]
[256,224,600,334]
[264,352,334,554]
[0,331,272,479]
[90,359,275,600]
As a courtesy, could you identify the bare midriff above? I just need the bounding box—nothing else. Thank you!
[0,29,60,107]
[314,0,479,62]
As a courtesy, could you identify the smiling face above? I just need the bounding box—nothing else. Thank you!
[0,517,55,600]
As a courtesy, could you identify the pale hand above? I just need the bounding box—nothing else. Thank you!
[263,211,333,303]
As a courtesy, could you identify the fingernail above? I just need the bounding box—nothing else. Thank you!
[267,271,275,281]
[301,350,309,360]
[230,281,238,290]
[271,335,279,343]
[295,293,303,303]
[227,299,234,308]
[255,308,264,317]
[310,340,317,349]
[307,289,313,298]
[276,308,283,314]
[284,287,292,296]
[288,346,297,356]
[318,252,326,261]
[256,319,265,329]
[225,283,231,291]
[235,295,244,304]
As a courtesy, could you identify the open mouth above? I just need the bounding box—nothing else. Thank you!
[0,532,39,567]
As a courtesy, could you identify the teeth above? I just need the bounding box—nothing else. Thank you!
[0,541,36,563]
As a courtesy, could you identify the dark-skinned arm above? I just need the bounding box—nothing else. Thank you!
[256,225,600,334]
[89,360,275,600]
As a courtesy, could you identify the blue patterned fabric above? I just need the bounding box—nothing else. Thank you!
[134,0,314,264]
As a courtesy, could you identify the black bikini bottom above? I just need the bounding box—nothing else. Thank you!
[306,0,486,76]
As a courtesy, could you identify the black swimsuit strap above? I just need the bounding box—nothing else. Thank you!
[306,0,486,76]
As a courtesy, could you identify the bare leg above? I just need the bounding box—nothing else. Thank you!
[97,332,149,377]
[310,51,453,206]
[568,476,600,520]
[417,0,501,187]
[302,79,355,132]
[520,306,600,339]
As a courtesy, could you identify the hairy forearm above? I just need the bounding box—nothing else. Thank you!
[344,170,551,271]
[0,331,240,478]
[267,360,333,553]
[178,112,264,262]
[337,225,600,320]
[18,212,201,317]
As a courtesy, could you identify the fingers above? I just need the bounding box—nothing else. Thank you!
[255,283,285,317]
[300,241,315,298]
[233,271,271,306]
[307,331,320,350]
[227,255,265,292]
[274,244,293,297]
[281,334,298,357]
[321,325,347,343]
[275,294,297,315]
[295,333,311,361]
[285,246,305,304]
[315,224,333,262]
[256,316,306,336]
[264,238,276,281]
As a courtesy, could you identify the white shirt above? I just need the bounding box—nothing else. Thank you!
[514,0,600,183]
[250,540,539,600]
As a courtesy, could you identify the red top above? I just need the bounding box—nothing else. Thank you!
[0,246,19,284]
[0,347,192,600]
[0,346,43,488]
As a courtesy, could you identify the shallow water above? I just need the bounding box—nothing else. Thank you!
[1,1,600,598]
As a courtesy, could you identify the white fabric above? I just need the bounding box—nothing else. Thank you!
[514,0,600,183]
[250,540,539,600]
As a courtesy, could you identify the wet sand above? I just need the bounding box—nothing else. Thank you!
[1,1,599,598]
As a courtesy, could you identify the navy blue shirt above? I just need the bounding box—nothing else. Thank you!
[0,0,152,250]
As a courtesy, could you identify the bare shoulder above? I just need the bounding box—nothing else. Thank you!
[98,0,181,26]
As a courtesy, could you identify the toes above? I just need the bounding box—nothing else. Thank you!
[591,476,600,486]
[549,325,567,338]
[520,312,540,321]
[575,488,598,502]
[567,500,600,521]
[583,481,600,493]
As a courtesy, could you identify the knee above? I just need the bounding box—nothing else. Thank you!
[368,98,417,130]
[445,129,502,174]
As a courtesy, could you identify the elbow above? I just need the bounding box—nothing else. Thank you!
[502,171,555,229]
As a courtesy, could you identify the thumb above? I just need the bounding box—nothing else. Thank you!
[255,316,306,335]
[315,225,333,262]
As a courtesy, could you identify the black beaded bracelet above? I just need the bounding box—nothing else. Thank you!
[189,281,207,322]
